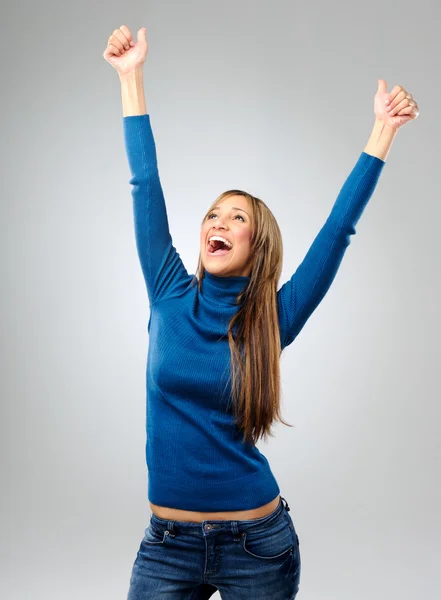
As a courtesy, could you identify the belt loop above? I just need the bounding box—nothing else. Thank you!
[280,496,290,512]
[167,520,176,537]
[231,520,241,542]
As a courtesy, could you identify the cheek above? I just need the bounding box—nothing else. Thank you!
[235,230,251,248]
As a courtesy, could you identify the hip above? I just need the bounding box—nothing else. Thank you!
[128,495,301,599]
[149,494,281,523]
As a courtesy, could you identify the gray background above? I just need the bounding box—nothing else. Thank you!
[2,1,440,599]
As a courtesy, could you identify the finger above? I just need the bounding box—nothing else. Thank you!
[107,43,122,56]
[114,27,130,50]
[387,89,407,112]
[386,84,405,105]
[377,79,387,94]
[396,104,418,117]
[110,29,129,51]
[392,98,417,117]
[120,25,135,46]
[388,96,411,116]
[108,36,124,53]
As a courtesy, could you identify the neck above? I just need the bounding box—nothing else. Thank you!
[200,269,250,306]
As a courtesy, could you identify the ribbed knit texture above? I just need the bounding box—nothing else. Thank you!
[122,114,386,511]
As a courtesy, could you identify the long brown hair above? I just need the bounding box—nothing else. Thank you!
[194,190,294,445]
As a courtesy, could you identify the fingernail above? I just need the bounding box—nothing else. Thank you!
[130,41,135,46]
[385,99,390,105]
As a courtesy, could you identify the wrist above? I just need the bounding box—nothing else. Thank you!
[119,65,144,82]
[364,119,398,161]
[119,67,147,117]
[374,117,399,134]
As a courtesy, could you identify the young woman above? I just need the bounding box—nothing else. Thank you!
[103,24,419,600]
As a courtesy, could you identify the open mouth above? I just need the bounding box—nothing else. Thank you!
[207,239,233,256]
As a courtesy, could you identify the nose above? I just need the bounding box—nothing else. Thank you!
[213,218,227,230]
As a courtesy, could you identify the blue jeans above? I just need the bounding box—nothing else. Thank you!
[127,495,301,599]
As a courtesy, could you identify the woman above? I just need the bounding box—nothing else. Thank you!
[103,24,419,600]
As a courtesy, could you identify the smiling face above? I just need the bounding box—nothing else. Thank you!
[200,194,254,277]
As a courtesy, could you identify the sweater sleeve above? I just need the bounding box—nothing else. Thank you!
[278,151,386,349]
[123,114,193,308]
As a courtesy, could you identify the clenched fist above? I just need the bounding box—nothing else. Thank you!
[103,25,148,76]
[374,79,419,130]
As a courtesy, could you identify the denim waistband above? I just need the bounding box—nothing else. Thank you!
[150,495,290,537]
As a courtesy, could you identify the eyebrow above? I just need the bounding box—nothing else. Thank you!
[211,206,250,217]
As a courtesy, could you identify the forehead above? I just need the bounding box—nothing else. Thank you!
[213,195,250,211]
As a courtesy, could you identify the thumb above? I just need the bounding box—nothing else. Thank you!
[377,78,387,95]
[137,27,146,42]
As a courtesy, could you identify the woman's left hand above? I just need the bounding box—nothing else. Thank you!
[374,79,420,130]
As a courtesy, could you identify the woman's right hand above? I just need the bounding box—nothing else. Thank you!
[103,25,148,76]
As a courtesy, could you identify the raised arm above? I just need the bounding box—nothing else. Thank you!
[277,149,385,349]
[104,26,193,309]
[278,79,419,349]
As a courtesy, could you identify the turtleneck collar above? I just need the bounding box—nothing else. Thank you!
[200,270,250,306]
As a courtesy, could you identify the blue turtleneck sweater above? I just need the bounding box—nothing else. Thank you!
[122,113,385,511]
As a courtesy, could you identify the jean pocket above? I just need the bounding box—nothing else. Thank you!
[142,522,168,545]
[240,514,293,560]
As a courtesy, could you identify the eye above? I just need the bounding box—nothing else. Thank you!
[207,213,245,221]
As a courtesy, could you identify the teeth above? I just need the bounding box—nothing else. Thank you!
[208,235,233,248]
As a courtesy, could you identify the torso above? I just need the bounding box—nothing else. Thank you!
[150,494,280,523]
